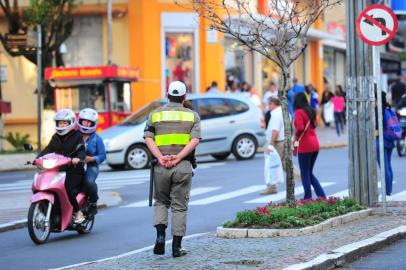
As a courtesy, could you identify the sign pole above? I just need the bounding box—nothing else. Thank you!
[373,45,386,211]
[36,25,42,154]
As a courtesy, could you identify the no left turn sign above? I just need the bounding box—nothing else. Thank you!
[356,4,398,46]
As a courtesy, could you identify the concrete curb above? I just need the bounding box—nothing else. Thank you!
[0,202,112,233]
[282,225,406,270]
[0,219,27,233]
[216,209,371,239]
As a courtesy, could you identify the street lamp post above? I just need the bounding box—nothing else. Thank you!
[346,0,378,206]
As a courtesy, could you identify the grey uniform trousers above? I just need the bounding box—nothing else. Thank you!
[153,160,193,236]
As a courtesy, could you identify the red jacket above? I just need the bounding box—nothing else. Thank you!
[294,109,320,153]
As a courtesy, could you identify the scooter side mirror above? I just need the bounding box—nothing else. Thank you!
[24,144,34,151]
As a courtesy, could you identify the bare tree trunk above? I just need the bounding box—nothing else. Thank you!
[278,66,295,206]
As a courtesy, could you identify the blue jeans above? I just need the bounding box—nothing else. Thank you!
[84,165,99,203]
[334,112,344,135]
[376,139,394,196]
[298,152,326,199]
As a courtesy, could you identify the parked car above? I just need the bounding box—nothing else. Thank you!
[100,94,266,170]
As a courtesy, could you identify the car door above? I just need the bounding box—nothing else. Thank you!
[193,98,236,155]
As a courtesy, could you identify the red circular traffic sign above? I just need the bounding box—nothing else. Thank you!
[356,4,398,46]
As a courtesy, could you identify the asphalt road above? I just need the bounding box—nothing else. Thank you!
[341,238,406,270]
[0,147,405,270]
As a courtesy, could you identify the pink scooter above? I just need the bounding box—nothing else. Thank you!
[25,144,94,244]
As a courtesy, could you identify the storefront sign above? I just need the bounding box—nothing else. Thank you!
[45,66,139,81]
[356,5,398,46]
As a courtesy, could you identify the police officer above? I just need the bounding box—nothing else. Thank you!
[144,81,201,258]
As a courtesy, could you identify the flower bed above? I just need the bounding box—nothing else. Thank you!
[223,197,365,229]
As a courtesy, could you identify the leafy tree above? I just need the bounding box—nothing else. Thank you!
[0,0,75,106]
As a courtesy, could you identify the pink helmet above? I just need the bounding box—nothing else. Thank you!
[54,109,76,136]
[78,108,98,134]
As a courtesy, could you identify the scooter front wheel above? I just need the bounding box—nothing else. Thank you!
[28,201,51,244]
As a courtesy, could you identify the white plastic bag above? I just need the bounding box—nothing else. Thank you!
[264,145,284,185]
[323,101,334,124]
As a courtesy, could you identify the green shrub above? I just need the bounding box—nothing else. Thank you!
[0,132,30,150]
[223,197,365,229]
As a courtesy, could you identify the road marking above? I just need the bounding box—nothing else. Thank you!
[244,182,336,204]
[330,189,349,198]
[388,190,406,201]
[189,185,265,205]
[122,187,221,208]
[50,232,210,270]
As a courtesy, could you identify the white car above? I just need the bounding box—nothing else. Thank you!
[100,94,266,170]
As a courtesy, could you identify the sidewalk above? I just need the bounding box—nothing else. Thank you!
[0,190,122,232]
[59,205,406,270]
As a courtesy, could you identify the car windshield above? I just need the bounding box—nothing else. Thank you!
[120,100,165,126]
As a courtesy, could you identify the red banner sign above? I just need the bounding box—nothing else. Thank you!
[45,66,139,81]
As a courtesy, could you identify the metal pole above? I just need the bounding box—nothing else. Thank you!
[36,25,42,154]
[107,0,113,65]
[373,46,387,210]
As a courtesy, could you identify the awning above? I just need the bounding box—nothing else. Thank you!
[306,28,346,50]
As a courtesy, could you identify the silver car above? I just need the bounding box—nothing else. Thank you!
[100,94,266,170]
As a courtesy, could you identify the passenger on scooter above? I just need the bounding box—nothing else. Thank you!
[78,108,106,215]
[37,109,86,224]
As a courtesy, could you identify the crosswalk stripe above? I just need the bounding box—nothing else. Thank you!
[329,189,349,198]
[388,190,406,201]
[244,182,336,204]
[122,187,221,208]
[189,185,265,206]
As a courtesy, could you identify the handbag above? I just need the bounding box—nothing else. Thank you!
[293,120,310,156]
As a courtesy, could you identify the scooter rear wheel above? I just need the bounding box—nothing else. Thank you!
[28,201,51,244]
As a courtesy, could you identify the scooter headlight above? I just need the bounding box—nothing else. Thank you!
[398,108,406,117]
[42,159,58,169]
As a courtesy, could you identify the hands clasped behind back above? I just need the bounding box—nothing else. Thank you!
[158,155,182,168]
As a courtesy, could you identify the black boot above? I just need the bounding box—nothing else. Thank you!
[172,236,187,257]
[88,202,98,216]
[153,224,166,255]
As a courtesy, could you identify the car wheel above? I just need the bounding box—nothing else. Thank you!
[211,152,230,160]
[232,134,257,160]
[125,144,151,170]
[108,164,126,170]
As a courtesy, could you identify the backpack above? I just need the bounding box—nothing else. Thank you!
[383,108,402,140]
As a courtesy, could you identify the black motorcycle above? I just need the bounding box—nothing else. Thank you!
[396,94,406,157]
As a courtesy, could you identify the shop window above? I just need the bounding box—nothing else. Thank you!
[110,82,131,112]
[55,84,106,112]
[165,33,195,93]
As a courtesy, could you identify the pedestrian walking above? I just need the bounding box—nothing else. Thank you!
[336,85,347,125]
[293,93,326,200]
[261,97,284,195]
[331,90,346,136]
[262,81,278,112]
[144,81,201,258]
[78,108,106,215]
[376,92,398,196]
[321,88,334,127]
[261,97,300,195]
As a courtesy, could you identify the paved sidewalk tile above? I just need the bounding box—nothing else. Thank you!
[69,207,406,270]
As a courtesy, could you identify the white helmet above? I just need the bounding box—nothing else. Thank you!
[54,109,76,136]
[78,108,98,134]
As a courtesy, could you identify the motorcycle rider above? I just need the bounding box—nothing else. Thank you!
[78,108,106,215]
[37,109,86,223]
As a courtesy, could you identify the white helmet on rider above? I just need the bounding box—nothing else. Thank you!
[78,108,98,134]
[54,109,76,136]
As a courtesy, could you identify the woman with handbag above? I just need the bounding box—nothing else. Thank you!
[293,93,326,199]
